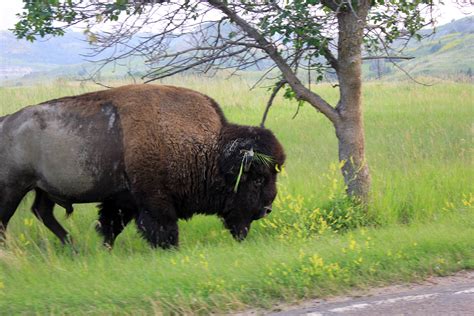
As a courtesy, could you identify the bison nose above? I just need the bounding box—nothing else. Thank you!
[263,205,272,216]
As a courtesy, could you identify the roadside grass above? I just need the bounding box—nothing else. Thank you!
[1,212,472,314]
[0,78,472,314]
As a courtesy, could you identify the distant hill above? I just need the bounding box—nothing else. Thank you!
[1,31,91,81]
[1,16,473,83]
[363,16,474,80]
[0,29,153,83]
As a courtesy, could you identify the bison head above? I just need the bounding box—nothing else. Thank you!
[218,125,286,241]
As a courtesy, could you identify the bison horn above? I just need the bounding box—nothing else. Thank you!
[243,147,254,172]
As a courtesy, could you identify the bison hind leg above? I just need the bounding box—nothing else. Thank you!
[96,200,135,248]
[0,186,29,242]
[31,189,71,244]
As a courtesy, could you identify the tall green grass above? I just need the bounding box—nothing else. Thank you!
[0,78,472,314]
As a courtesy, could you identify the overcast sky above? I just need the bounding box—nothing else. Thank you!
[0,0,472,32]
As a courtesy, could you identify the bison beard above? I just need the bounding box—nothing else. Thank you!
[0,84,285,249]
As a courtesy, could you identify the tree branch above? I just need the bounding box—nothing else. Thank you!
[321,0,340,12]
[389,59,434,86]
[362,56,414,60]
[322,46,339,70]
[207,0,341,125]
[260,79,286,128]
[143,47,248,82]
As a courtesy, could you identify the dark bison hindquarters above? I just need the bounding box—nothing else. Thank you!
[0,84,285,249]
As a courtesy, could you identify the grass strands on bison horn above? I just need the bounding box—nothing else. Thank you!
[253,152,275,168]
[234,150,275,193]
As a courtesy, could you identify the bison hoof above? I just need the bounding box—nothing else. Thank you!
[230,226,249,241]
[156,228,179,249]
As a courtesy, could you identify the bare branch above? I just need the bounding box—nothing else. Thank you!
[260,79,286,128]
[143,47,248,82]
[389,60,434,86]
[362,56,414,60]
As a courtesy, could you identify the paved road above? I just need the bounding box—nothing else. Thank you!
[268,271,474,316]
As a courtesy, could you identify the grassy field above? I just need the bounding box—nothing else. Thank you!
[0,78,473,314]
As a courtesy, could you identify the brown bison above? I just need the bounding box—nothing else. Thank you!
[0,85,285,249]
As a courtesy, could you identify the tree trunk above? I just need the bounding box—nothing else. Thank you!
[334,2,371,203]
[335,119,371,202]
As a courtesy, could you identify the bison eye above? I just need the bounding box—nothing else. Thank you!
[254,178,264,187]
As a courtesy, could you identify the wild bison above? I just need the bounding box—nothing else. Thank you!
[0,84,285,249]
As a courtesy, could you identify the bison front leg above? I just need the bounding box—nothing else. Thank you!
[96,201,136,248]
[135,201,179,249]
